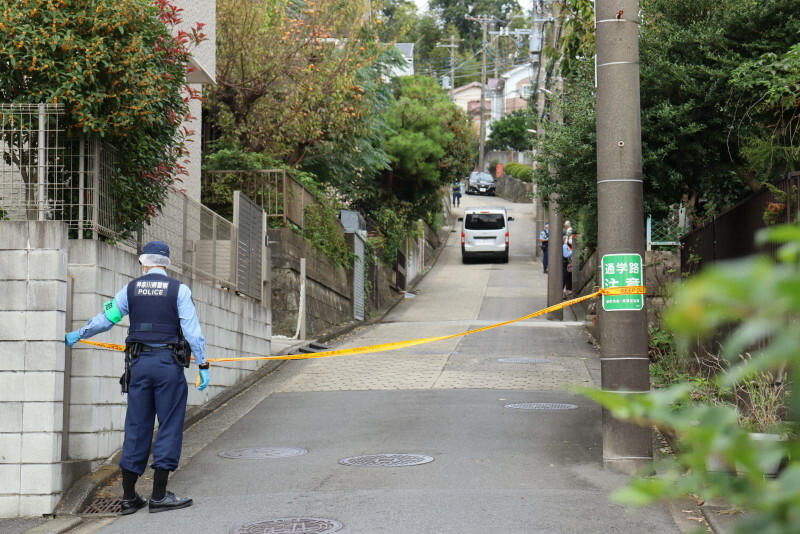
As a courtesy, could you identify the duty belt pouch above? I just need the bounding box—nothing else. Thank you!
[120,343,140,394]
[172,338,192,368]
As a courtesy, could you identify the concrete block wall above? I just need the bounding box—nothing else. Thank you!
[0,232,271,518]
[0,222,69,517]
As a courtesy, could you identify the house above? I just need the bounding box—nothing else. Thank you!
[451,81,490,135]
[392,43,415,77]
[173,0,217,203]
[489,63,535,129]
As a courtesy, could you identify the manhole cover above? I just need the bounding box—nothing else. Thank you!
[230,518,342,534]
[505,403,578,410]
[497,358,551,363]
[218,447,307,459]
[83,497,121,515]
[339,453,434,467]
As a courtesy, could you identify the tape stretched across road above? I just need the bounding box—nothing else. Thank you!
[75,287,646,363]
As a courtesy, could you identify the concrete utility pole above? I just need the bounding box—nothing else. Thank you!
[467,15,493,172]
[595,0,651,475]
[437,36,458,100]
[539,2,564,319]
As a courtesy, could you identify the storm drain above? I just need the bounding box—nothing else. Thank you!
[497,358,551,363]
[505,403,578,410]
[218,447,308,459]
[230,518,343,534]
[82,497,122,515]
[339,453,434,467]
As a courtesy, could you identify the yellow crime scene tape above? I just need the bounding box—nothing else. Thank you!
[75,286,645,363]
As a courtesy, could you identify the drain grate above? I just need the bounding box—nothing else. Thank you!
[339,453,434,467]
[230,518,343,533]
[497,358,551,363]
[505,403,578,410]
[218,447,308,459]
[83,497,122,515]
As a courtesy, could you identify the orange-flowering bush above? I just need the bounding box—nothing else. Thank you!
[0,0,205,233]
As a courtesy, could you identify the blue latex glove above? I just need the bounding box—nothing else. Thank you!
[197,368,210,391]
[65,331,81,347]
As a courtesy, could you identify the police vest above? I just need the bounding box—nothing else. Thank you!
[126,273,181,345]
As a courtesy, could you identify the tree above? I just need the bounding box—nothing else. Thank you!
[356,75,475,223]
[637,0,800,210]
[376,0,421,43]
[0,0,202,232]
[210,0,384,166]
[300,47,406,205]
[487,110,531,151]
[535,0,800,246]
[730,42,800,176]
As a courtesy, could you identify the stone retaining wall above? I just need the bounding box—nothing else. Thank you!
[268,228,352,337]
[495,174,533,204]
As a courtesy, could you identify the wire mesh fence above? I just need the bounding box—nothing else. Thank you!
[202,169,318,229]
[0,103,257,297]
[647,207,688,249]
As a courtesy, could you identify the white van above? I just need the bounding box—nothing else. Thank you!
[459,207,514,263]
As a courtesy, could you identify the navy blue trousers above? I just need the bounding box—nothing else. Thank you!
[119,349,188,475]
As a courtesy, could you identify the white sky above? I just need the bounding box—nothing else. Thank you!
[413,1,533,14]
[413,0,428,11]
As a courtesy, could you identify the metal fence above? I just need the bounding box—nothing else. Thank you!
[0,103,264,299]
[680,173,800,274]
[202,169,319,229]
[647,206,687,249]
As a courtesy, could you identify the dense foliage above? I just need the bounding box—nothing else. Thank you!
[487,110,531,151]
[583,224,800,533]
[535,0,800,247]
[357,75,475,223]
[0,0,203,232]
[211,0,384,166]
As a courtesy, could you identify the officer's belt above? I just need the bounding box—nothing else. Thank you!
[137,345,173,353]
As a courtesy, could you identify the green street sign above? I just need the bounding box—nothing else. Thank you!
[601,253,644,311]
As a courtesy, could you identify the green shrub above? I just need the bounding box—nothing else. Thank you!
[301,204,353,269]
[582,224,800,533]
[503,162,534,183]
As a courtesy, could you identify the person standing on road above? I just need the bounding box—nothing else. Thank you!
[562,237,574,298]
[64,241,209,515]
[538,223,549,273]
[451,180,462,207]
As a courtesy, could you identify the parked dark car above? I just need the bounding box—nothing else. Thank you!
[466,172,496,196]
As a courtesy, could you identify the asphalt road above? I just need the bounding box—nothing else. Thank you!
[70,193,682,533]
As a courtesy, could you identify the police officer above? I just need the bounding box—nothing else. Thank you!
[65,241,209,515]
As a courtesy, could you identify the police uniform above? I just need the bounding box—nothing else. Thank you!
[65,241,208,514]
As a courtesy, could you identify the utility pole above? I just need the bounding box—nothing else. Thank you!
[467,15,493,172]
[538,2,563,319]
[595,1,651,475]
[436,36,458,100]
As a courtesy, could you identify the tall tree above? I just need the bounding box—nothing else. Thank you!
[487,110,532,151]
[211,0,384,165]
[536,0,800,242]
[357,75,476,222]
[0,0,202,232]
